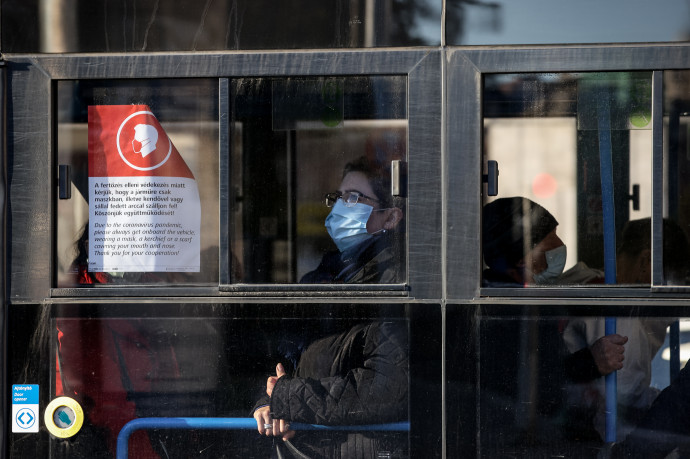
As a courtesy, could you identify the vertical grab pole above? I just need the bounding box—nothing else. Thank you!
[597,85,618,444]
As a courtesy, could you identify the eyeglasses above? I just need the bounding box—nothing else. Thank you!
[325,191,380,208]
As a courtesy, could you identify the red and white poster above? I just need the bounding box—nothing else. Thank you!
[88,105,200,273]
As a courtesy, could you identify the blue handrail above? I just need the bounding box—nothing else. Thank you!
[597,85,618,444]
[116,417,410,459]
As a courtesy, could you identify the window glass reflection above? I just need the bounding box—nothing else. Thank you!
[38,309,409,458]
[446,0,690,45]
[56,79,220,287]
[482,72,671,288]
[664,70,690,286]
[1,0,441,53]
[477,313,687,456]
[231,76,407,284]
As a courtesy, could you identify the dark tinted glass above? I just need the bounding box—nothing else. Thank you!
[664,70,690,286]
[4,0,690,52]
[482,72,660,288]
[1,0,441,53]
[56,79,220,287]
[231,76,408,284]
[446,305,688,456]
[10,302,419,458]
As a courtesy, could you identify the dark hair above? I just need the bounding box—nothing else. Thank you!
[341,156,406,280]
[482,197,558,271]
[74,221,89,267]
[342,156,400,209]
[618,217,690,281]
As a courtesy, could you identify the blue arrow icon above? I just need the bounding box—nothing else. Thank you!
[16,408,36,428]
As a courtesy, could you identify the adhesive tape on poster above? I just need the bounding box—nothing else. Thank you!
[44,397,84,438]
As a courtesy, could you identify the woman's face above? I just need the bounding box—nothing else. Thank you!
[337,171,397,234]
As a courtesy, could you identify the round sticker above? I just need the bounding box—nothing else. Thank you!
[44,397,84,438]
[116,110,172,171]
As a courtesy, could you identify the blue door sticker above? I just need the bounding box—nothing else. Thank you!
[12,384,39,433]
[13,385,39,404]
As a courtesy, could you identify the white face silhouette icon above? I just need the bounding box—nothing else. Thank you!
[132,124,158,157]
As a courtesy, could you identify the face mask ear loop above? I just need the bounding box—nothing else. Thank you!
[369,207,396,235]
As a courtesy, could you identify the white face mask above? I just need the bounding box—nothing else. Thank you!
[324,200,374,252]
[531,244,567,284]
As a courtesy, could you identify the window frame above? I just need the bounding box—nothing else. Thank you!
[445,45,690,301]
[4,50,442,301]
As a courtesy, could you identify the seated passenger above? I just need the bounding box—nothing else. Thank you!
[252,157,409,458]
[480,197,628,451]
[482,196,605,287]
[563,218,690,441]
[253,321,409,458]
[300,155,404,284]
[481,201,631,378]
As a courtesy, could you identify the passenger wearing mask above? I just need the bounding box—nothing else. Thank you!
[481,198,629,377]
[480,197,628,453]
[300,155,404,284]
[252,156,409,458]
[483,196,602,287]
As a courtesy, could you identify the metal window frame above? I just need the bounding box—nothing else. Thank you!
[4,49,442,302]
[445,45,690,301]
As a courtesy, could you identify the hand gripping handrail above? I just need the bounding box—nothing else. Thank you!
[116,417,410,459]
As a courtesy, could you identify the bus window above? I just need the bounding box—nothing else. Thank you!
[470,310,683,457]
[56,79,220,287]
[664,70,690,286]
[481,72,674,288]
[1,1,441,53]
[11,304,411,458]
[230,76,407,284]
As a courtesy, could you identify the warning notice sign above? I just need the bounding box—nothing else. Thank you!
[88,105,200,273]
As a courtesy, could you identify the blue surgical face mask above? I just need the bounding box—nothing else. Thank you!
[325,200,374,252]
[532,244,567,284]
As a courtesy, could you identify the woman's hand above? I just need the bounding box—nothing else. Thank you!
[266,362,286,397]
[271,417,296,441]
[255,363,295,440]
[253,405,273,436]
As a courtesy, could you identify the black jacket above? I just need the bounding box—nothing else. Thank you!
[611,362,690,458]
[255,321,409,458]
[300,234,402,284]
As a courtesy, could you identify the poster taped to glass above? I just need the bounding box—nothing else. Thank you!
[88,105,201,273]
